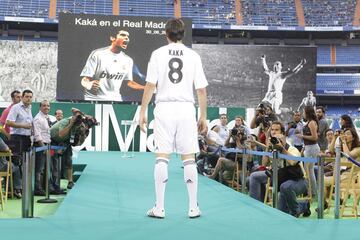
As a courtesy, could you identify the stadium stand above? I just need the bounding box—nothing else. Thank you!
[119,0,173,18]
[336,45,360,65]
[56,0,112,16]
[241,0,297,26]
[0,0,49,18]
[326,105,360,117]
[317,45,331,65]
[302,0,356,27]
[317,73,360,92]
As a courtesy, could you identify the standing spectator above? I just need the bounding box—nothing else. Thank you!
[54,109,64,123]
[285,111,303,152]
[50,108,66,194]
[33,100,51,196]
[296,106,320,197]
[6,90,33,160]
[0,90,21,139]
[218,114,229,142]
[316,106,329,152]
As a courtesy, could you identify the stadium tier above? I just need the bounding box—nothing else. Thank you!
[57,0,112,16]
[0,0,359,28]
[316,73,360,94]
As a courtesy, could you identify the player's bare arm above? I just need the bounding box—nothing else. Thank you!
[284,58,307,78]
[81,76,100,92]
[139,82,156,133]
[196,87,207,134]
[261,55,270,75]
[127,80,145,90]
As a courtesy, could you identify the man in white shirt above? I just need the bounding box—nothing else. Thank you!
[139,19,208,219]
[33,100,51,196]
[80,30,144,101]
[218,114,229,143]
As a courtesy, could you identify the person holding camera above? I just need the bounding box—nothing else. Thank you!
[285,111,303,152]
[206,126,246,183]
[50,108,98,190]
[249,121,310,217]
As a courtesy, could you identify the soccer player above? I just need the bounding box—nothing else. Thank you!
[261,55,306,114]
[297,90,316,112]
[80,30,144,101]
[139,19,208,219]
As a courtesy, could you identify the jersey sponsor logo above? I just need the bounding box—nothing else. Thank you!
[99,71,125,80]
[168,49,183,57]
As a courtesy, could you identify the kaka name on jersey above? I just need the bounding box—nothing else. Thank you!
[169,49,183,57]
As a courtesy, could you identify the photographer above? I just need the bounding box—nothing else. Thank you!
[250,104,276,144]
[249,121,310,217]
[50,108,98,189]
[285,111,303,152]
[206,125,246,183]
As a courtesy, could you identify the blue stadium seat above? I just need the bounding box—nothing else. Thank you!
[317,45,331,65]
[302,0,355,27]
[317,74,360,91]
[241,0,298,26]
[57,0,112,17]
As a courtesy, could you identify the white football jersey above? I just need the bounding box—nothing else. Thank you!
[146,42,208,103]
[81,47,133,101]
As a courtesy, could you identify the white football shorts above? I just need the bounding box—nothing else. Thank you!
[153,102,199,155]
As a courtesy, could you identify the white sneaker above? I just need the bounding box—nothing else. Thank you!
[188,206,201,218]
[147,206,165,219]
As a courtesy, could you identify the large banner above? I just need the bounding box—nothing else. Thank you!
[57,13,192,102]
[0,40,57,102]
[194,44,317,116]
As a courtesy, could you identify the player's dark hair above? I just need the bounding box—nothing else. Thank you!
[165,18,185,42]
[10,90,20,99]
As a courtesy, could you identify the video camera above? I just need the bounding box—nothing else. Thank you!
[231,126,247,142]
[74,114,100,128]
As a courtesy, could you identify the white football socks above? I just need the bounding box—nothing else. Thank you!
[154,157,169,210]
[183,159,198,210]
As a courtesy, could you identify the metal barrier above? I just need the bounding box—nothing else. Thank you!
[21,145,66,218]
[221,146,323,217]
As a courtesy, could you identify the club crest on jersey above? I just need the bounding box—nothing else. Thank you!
[99,71,125,80]
[169,49,183,57]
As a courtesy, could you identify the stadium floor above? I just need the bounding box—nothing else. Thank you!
[1,151,360,240]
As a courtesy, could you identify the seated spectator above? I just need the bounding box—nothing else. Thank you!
[249,121,310,217]
[0,137,22,198]
[339,114,355,130]
[206,125,246,183]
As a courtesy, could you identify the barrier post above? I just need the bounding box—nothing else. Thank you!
[317,156,324,219]
[241,148,247,193]
[21,149,35,218]
[271,150,279,209]
[334,141,341,219]
[37,145,57,204]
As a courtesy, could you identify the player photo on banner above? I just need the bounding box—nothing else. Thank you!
[57,13,192,102]
[194,44,316,116]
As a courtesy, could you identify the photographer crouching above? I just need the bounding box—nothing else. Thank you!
[248,121,310,217]
[206,125,247,184]
[50,108,99,189]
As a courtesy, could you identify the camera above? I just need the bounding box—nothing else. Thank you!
[231,126,247,142]
[75,114,100,128]
[198,135,207,151]
[270,136,279,145]
[288,122,298,129]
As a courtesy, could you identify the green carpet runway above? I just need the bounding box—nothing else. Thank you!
[1,151,360,240]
